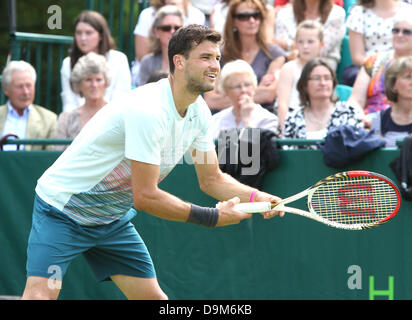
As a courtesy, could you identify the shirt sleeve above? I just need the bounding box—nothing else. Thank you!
[60,58,83,112]
[106,50,132,101]
[346,5,364,33]
[274,7,295,41]
[191,103,216,152]
[124,104,165,165]
[133,7,155,37]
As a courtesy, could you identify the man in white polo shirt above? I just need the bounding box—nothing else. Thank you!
[21,25,283,300]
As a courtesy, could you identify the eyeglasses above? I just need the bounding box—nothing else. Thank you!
[392,27,412,36]
[308,75,333,82]
[233,11,262,22]
[157,25,182,32]
[227,82,254,91]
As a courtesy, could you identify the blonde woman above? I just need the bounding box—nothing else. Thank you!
[132,0,205,85]
[205,0,286,112]
[138,5,183,85]
[57,52,111,149]
[275,0,345,71]
[371,57,412,147]
[210,59,280,139]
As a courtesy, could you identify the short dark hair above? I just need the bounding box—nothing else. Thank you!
[168,24,222,74]
[297,58,338,107]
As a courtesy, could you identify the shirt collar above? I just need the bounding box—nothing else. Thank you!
[7,101,32,117]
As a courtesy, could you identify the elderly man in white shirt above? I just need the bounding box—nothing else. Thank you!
[0,61,57,150]
[210,59,280,140]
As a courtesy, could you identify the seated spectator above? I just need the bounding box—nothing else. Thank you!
[371,57,412,147]
[211,0,276,41]
[342,0,412,86]
[0,61,57,151]
[276,20,325,130]
[61,10,131,112]
[210,59,280,140]
[282,58,363,149]
[132,0,205,86]
[348,11,412,117]
[190,0,217,23]
[205,0,286,112]
[274,0,346,71]
[56,53,110,150]
[138,5,182,85]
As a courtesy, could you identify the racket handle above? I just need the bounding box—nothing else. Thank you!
[235,202,272,213]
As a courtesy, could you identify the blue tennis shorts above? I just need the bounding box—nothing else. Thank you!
[26,194,156,282]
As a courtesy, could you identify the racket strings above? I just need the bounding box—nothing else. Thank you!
[310,176,398,225]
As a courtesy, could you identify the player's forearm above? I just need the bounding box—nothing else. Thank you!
[200,170,256,203]
[133,187,191,222]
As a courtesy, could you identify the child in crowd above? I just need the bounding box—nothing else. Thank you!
[276,20,324,130]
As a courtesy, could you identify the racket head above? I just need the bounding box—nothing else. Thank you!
[307,171,401,230]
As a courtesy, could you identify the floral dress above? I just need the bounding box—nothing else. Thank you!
[282,101,364,149]
[363,50,393,114]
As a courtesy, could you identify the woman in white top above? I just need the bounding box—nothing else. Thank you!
[61,10,131,112]
[132,0,205,86]
[210,59,280,140]
[276,20,324,130]
[342,0,412,86]
[346,0,411,69]
[210,0,230,34]
[275,0,346,71]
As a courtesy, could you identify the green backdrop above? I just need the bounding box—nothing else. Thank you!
[0,148,410,300]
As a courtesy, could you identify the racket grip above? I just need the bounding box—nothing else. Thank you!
[235,202,272,213]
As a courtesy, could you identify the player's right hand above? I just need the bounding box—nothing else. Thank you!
[215,197,252,227]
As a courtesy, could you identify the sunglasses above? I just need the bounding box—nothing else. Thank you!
[157,25,182,32]
[392,27,412,36]
[233,11,262,22]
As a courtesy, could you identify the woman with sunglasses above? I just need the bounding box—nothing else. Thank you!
[205,0,286,113]
[61,11,131,112]
[138,5,183,85]
[275,0,346,72]
[342,0,412,86]
[132,0,205,86]
[282,58,363,149]
[348,11,412,120]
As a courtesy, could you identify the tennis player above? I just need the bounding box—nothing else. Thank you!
[21,25,282,300]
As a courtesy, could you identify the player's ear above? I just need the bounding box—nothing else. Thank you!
[173,54,185,71]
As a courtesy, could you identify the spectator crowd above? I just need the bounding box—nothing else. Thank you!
[2,0,412,152]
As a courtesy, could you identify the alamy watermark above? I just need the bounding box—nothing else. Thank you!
[47,5,62,30]
[47,265,62,290]
[165,127,262,176]
[347,265,395,300]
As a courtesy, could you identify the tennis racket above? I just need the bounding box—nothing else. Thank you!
[235,171,401,230]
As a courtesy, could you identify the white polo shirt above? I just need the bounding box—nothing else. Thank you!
[36,78,215,225]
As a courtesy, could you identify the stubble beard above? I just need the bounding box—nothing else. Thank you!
[185,69,215,95]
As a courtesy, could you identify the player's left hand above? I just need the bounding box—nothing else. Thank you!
[253,191,285,219]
